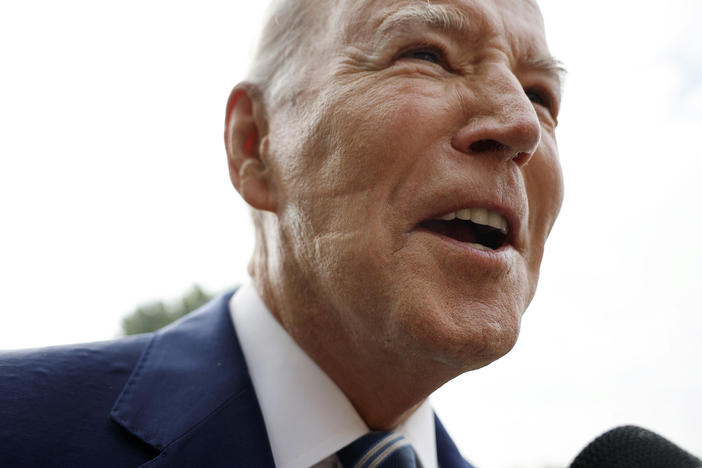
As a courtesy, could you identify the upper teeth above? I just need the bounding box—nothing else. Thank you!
[437,208,508,234]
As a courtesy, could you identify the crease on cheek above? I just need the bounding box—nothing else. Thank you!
[306,228,393,289]
[285,200,384,256]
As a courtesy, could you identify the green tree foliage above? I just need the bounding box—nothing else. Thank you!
[122,285,215,335]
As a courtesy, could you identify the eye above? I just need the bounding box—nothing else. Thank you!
[397,45,448,68]
[524,87,559,122]
[402,48,443,64]
[525,89,548,107]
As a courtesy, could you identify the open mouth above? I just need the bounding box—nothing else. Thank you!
[419,207,509,251]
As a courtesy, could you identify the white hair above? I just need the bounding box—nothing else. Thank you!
[246,0,330,107]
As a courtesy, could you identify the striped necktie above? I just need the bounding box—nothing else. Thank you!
[337,431,420,468]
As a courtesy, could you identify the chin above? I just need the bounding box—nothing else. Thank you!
[402,293,525,374]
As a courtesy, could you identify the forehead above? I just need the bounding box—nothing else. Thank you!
[336,0,550,63]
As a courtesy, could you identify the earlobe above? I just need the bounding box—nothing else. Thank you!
[224,83,274,212]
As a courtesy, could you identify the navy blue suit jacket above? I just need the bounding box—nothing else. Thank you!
[0,292,474,467]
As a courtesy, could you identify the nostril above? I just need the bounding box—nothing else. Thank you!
[469,139,508,154]
[468,139,533,166]
[513,151,531,166]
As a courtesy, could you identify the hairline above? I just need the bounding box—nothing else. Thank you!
[245,0,332,107]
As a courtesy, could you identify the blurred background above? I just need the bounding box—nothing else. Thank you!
[1,1,700,466]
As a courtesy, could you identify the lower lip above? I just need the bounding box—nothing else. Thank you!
[414,227,517,268]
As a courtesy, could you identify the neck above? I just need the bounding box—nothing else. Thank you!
[250,262,458,431]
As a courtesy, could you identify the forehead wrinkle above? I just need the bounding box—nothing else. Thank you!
[344,1,562,86]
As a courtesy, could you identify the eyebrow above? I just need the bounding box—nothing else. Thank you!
[375,3,472,38]
[522,56,568,89]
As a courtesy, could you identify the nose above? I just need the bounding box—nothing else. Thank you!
[451,72,542,167]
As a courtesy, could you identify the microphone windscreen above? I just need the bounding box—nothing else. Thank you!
[569,425,702,468]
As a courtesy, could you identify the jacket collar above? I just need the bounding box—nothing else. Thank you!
[435,415,476,468]
[110,291,275,467]
[109,291,473,468]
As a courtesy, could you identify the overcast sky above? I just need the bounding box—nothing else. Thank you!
[1,1,700,467]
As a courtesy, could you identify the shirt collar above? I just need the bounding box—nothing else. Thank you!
[230,281,437,468]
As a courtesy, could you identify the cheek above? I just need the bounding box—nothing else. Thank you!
[524,138,564,253]
[320,82,453,188]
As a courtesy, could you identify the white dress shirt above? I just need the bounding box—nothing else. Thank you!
[230,281,438,468]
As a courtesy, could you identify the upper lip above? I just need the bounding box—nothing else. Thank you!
[415,196,525,251]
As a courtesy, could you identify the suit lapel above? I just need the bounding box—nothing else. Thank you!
[110,292,275,467]
[109,291,473,468]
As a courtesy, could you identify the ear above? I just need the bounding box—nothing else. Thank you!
[224,83,274,212]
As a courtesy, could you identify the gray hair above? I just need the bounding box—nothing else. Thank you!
[246,0,330,107]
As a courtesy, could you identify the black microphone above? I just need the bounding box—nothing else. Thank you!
[569,425,702,468]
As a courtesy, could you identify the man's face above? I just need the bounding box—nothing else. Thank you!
[266,0,564,372]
